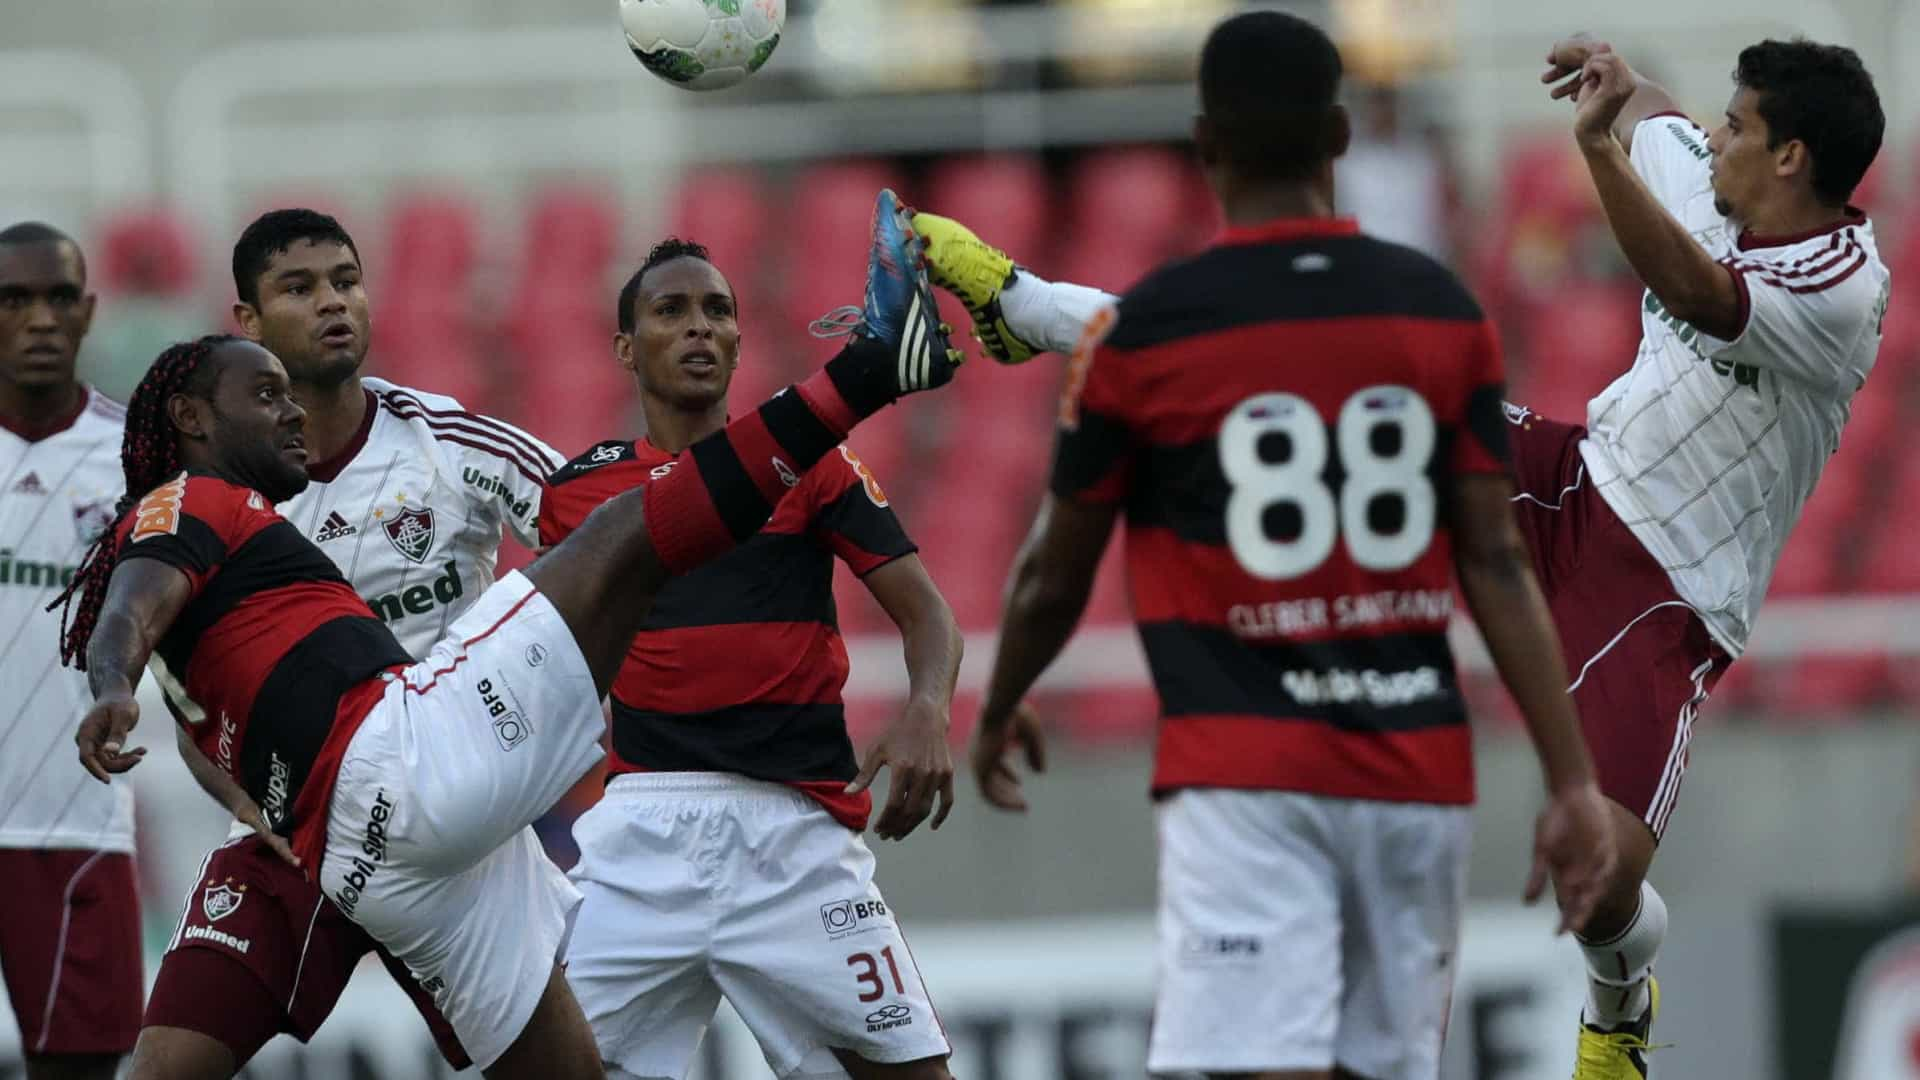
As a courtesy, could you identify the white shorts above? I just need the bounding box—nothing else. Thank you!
[1148,789,1471,1080]
[317,572,605,1070]
[565,773,950,1079]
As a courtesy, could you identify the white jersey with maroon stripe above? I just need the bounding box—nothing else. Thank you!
[273,377,562,658]
[0,389,133,852]
[1577,114,1891,656]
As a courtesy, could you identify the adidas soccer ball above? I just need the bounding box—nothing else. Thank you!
[619,0,786,92]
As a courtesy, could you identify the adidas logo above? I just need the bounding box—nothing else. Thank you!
[315,511,357,542]
[12,472,45,495]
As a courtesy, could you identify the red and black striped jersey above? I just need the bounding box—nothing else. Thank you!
[119,472,410,856]
[538,437,915,829]
[1053,218,1510,806]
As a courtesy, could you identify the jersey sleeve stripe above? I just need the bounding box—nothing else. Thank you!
[417,431,546,486]
[377,389,561,472]
[1727,235,1860,280]
[377,396,554,480]
[1727,248,1869,295]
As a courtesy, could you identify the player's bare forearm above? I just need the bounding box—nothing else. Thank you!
[980,496,1115,728]
[84,609,146,701]
[85,560,189,699]
[1579,137,1742,339]
[1449,475,1594,793]
[1609,74,1685,151]
[867,556,963,717]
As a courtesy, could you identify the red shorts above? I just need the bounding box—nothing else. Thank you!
[143,836,468,1068]
[0,848,142,1056]
[1506,406,1731,841]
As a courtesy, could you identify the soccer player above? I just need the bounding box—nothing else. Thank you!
[0,222,136,1080]
[540,238,961,1080]
[55,190,960,1080]
[920,13,1617,1080]
[927,26,1891,1080]
[130,208,566,1077]
[1522,31,1885,1076]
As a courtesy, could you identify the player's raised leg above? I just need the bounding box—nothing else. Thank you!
[525,188,960,691]
[316,190,961,1077]
[910,212,1112,363]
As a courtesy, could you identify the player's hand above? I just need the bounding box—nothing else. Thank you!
[75,692,146,783]
[971,701,1047,812]
[848,696,955,841]
[1571,51,1639,149]
[234,800,302,872]
[1541,32,1611,99]
[1525,779,1618,934]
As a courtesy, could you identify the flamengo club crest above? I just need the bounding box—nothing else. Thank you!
[203,881,244,921]
[383,506,436,564]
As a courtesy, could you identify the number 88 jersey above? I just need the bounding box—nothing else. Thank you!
[1051,218,1510,806]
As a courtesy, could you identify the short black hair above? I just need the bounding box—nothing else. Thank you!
[232,209,360,308]
[0,221,86,280]
[1734,39,1883,207]
[616,237,714,334]
[1199,11,1345,182]
[0,221,77,248]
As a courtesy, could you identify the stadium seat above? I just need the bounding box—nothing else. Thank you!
[377,192,491,409]
[924,154,1052,274]
[98,207,199,298]
[1059,147,1207,293]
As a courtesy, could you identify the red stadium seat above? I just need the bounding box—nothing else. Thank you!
[98,207,199,297]
[1059,147,1209,294]
[924,154,1052,273]
[383,190,478,290]
[376,191,492,410]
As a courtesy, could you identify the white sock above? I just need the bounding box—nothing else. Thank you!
[1576,881,1667,1028]
[998,270,1117,355]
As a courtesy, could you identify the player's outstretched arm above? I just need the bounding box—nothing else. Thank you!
[1570,52,1743,340]
[973,495,1118,811]
[75,559,191,782]
[1541,32,1684,151]
[1448,472,1618,934]
[852,554,964,840]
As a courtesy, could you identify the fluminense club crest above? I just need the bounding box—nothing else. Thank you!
[383,506,436,564]
[203,882,243,921]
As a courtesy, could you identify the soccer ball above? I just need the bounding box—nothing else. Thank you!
[619,0,786,92]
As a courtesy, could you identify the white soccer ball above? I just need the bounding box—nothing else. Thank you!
[619,0,786,92]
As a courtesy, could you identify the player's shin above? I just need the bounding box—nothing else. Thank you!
[1577,879,1667,1028]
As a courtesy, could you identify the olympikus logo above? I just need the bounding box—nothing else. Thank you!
[315,511,357,542]
[463,468,531,519]
[0,549,79,588]
[12,472,44,495]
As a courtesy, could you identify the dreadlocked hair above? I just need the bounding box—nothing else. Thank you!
[50,334,239,669]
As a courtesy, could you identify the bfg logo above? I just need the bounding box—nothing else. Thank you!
[820,897,889,938]
[477,677,531,751]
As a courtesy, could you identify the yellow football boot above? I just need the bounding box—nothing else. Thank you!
[909,211,1040,365]
[1573,977,1661,1079]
